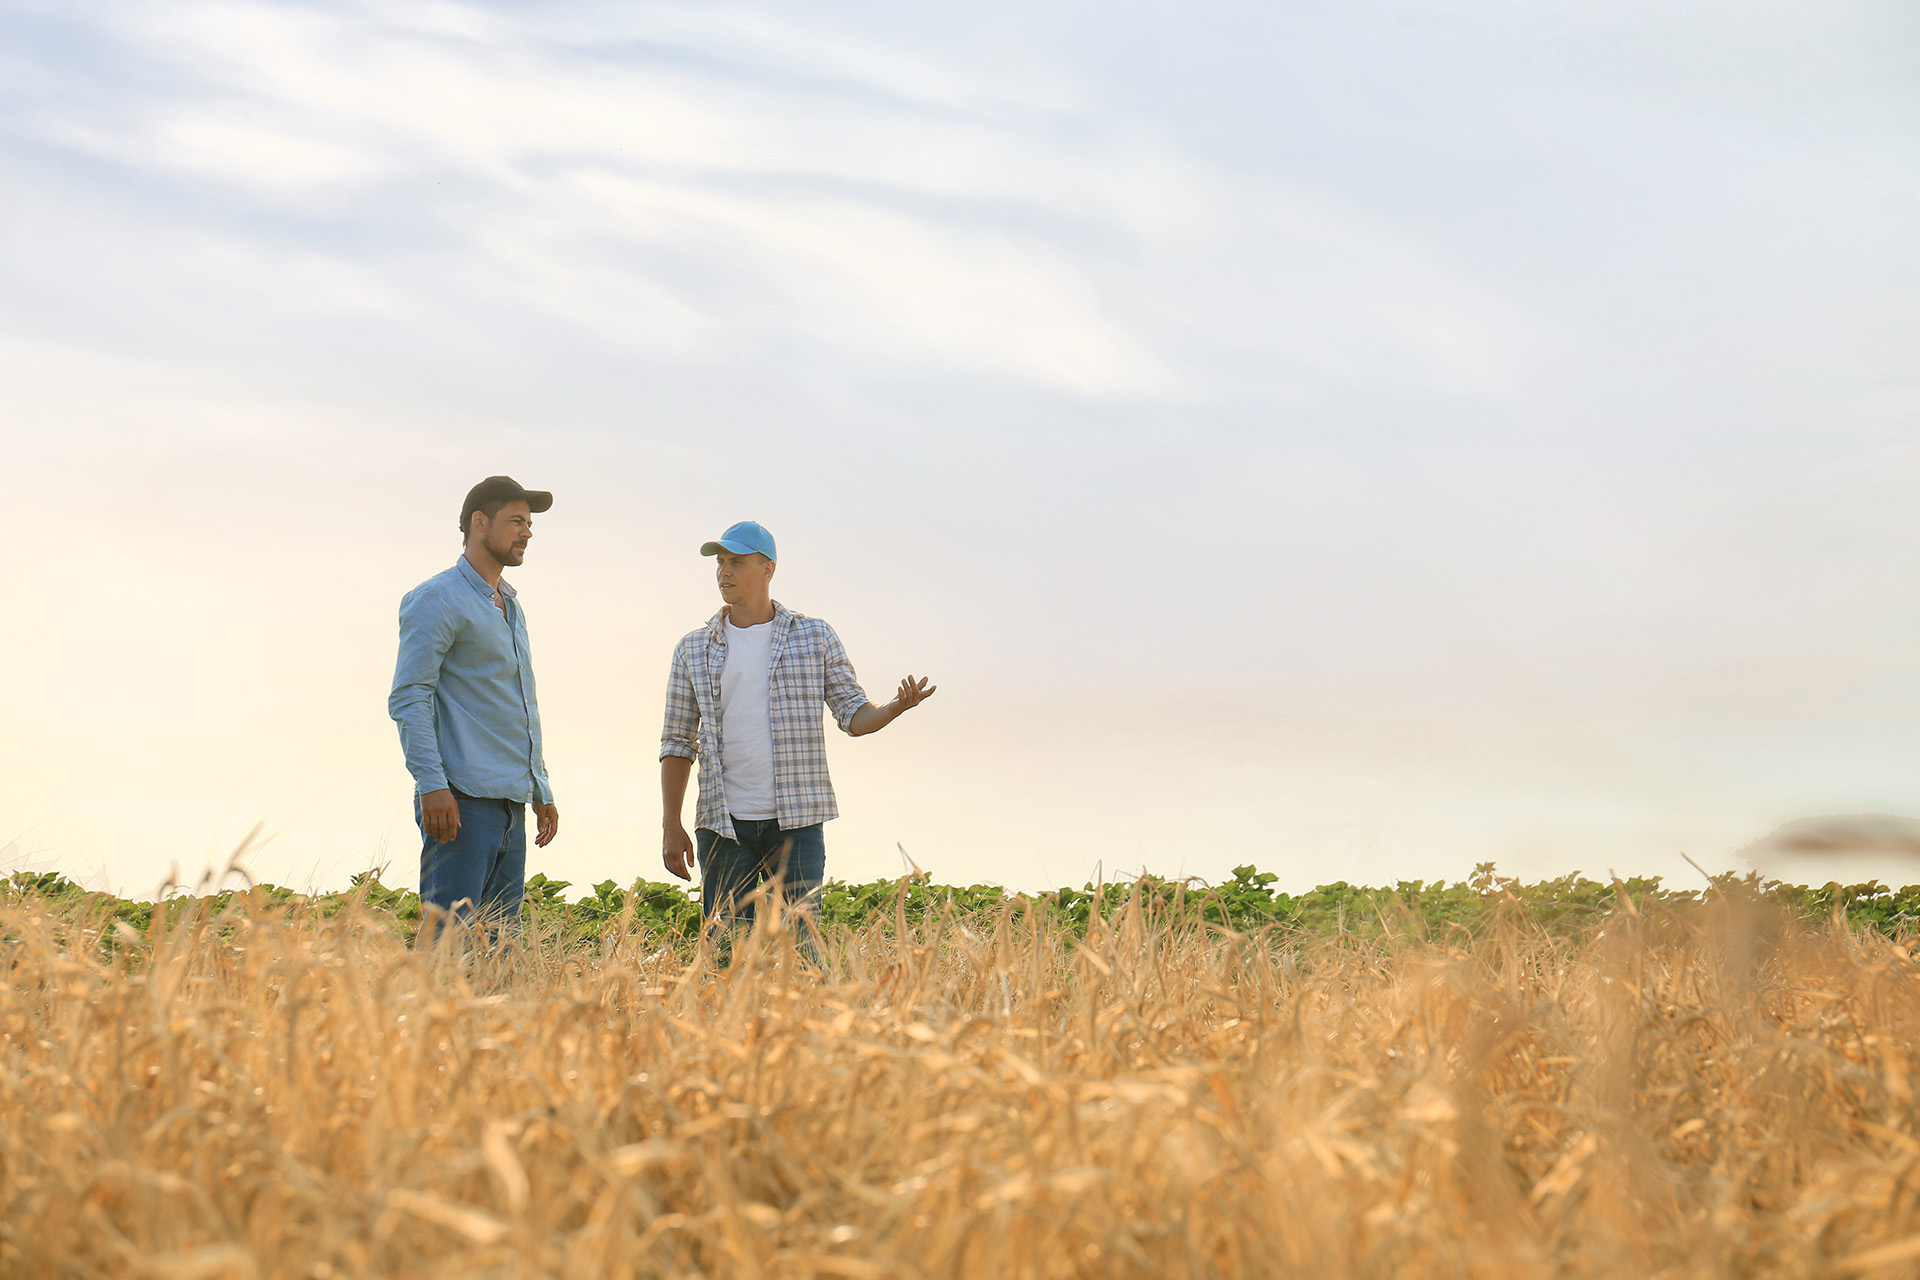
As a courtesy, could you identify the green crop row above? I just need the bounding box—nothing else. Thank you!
[6,860,1920,950]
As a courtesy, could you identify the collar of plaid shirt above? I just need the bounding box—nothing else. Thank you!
[703,601,797,725]
[704,599,795,646]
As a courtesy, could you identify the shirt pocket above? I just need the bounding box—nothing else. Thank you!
[771,660,822,703]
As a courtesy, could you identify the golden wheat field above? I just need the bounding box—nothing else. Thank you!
[5,886,1920,1279]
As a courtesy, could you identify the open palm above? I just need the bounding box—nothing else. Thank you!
[895,675,937,711]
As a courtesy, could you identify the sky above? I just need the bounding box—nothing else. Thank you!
[3,0,1919,899]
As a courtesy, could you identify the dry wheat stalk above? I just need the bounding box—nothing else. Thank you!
[1,884,1917,1278]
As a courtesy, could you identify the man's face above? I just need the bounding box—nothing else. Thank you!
[475,500,533,566]
[715,550,773,603]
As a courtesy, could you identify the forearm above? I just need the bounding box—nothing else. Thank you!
[530,711,554,804]
[660,755,694,827]
[847,698,903,737]
[390,702,449,793]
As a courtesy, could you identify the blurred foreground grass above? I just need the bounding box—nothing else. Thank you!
[6,867,1920,1276]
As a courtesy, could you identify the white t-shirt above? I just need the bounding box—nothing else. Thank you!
[718,617,778,820]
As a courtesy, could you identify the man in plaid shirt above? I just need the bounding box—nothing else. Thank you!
[660,521,935,944]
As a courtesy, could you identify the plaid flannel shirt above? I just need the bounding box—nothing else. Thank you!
[660,602,871,839]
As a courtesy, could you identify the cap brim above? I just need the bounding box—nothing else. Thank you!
[522,490,553,513]
[700,538,758,557]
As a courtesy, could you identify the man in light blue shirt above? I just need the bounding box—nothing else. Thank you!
[389,475,560,940]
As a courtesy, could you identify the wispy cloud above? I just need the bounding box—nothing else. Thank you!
[6,0,1547,398]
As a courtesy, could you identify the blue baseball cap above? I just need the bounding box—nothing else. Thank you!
[700,520,777,562]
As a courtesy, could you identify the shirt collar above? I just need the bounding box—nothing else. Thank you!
[707,600,789,641]
[456,556,515,600]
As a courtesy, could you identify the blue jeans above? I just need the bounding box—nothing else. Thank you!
[416,790,526,943]
[696,818,825,931]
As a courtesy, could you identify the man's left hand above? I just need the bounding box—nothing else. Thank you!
[893,675,937,712]
[849,675,939,735]
[534,803,560,847]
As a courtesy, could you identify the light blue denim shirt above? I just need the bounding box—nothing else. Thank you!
[389,557,554,805]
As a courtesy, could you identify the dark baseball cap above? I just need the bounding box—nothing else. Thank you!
[459,475,553,534]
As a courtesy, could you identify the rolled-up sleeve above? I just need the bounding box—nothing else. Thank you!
[659,639,701,761]
[820,624,870,734]
[389,588,458,795]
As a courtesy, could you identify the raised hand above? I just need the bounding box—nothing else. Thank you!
[893,675,937,713]
[848,675,939,735]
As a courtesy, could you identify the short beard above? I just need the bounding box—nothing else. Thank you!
[489,535,527,566]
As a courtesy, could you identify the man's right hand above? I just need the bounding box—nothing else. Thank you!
[662,821,694,882]
[420,788,461,844]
